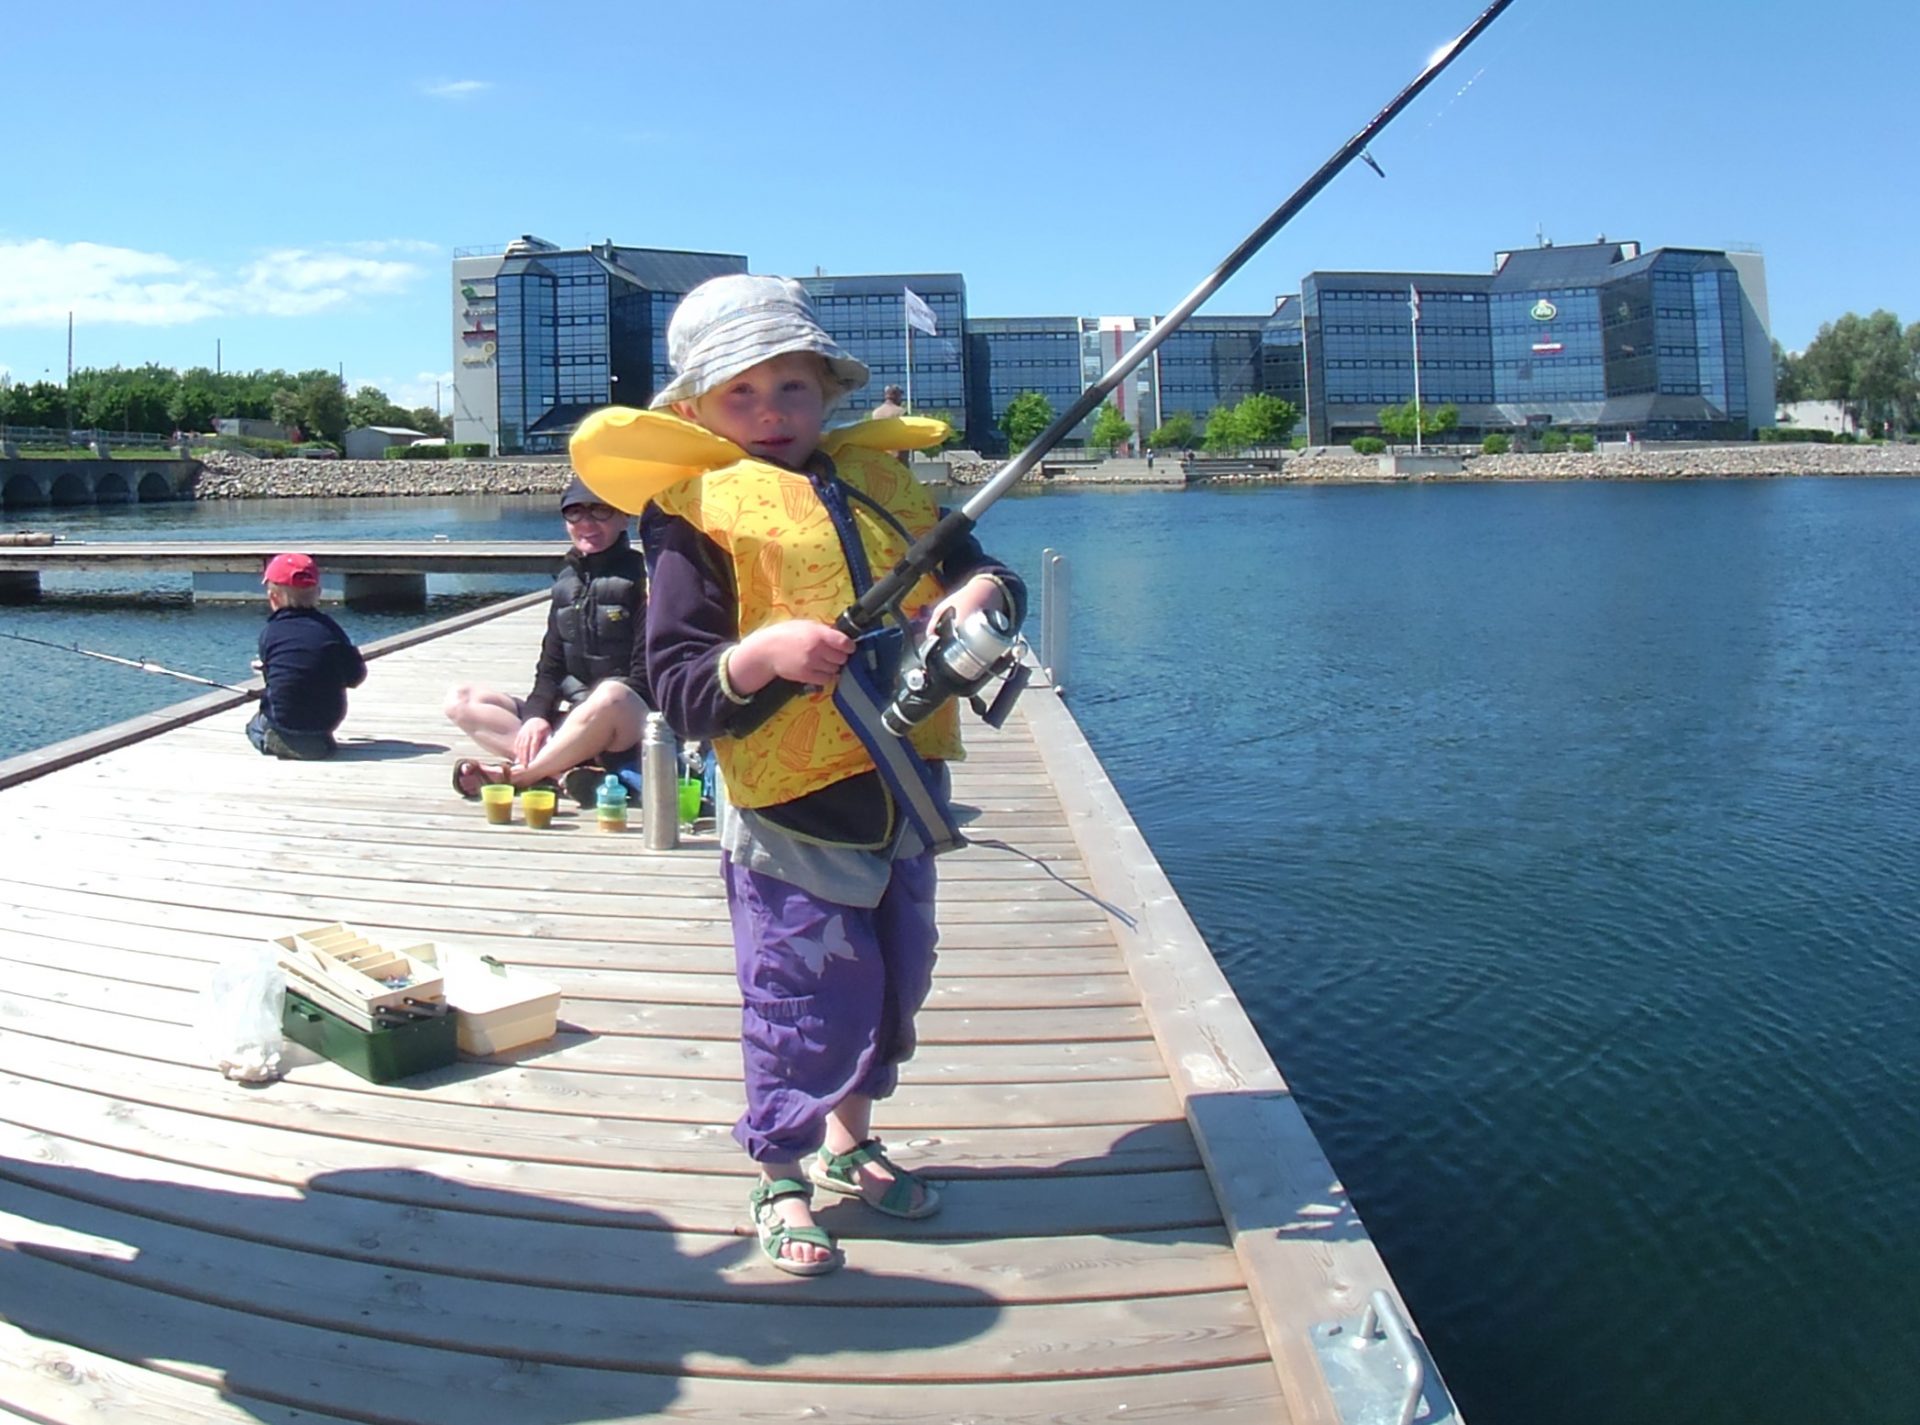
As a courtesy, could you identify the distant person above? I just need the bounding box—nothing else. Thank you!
[444,476,651,804]
[247,552,366,760]
[869,384,909,462]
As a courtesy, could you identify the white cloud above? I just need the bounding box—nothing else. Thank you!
[0,239,428,328]
[421,78,491,99]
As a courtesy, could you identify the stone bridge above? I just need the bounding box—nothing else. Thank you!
[0,458,199,509]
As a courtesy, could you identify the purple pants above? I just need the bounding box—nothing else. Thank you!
[723,850,940,1163]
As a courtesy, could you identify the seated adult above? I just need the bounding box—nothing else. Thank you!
[445,476,650,803]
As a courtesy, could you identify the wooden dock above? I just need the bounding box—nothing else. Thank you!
[0,598,1450,1423]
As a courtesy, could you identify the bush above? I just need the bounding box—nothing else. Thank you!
[1757,426,1835,444]
[1481,433,1511,455]
[1570,434,1596,453]
[1351,436,1386,454]
[1290,434,1308,451]
[1836,432,1858,444]
[1539,430,1569,453]
[447,442,489,458]
[385,444,450,459]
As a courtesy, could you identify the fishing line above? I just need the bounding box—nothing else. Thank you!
[0,627,258,694]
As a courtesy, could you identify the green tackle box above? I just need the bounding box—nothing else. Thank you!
[282,988,458,1084]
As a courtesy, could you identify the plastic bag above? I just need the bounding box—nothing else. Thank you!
[194,943,286,1083]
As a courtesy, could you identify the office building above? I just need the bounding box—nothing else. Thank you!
[1300,240,1772,443]
[800,274,968,429]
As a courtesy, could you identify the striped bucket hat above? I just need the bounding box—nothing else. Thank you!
[649,275,868,412]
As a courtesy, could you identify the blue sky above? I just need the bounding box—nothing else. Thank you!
[3,0,1911,410]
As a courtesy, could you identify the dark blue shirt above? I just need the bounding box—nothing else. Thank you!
[258,607,366,734]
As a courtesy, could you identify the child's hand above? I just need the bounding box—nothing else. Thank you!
[924,575,1005,634]
[732,619,855,692]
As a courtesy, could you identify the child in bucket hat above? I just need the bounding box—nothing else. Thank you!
[573,273,1026,1275]
[246,553,366,760]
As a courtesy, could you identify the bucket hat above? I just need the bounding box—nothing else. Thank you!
[261,552,319,587]
[649,275,867,412]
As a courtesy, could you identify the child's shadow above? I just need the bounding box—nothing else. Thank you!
[0,1156,1002,1422]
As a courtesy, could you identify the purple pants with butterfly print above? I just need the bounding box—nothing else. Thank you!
[723,850,941,1163]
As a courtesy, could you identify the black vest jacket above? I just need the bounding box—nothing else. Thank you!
[549,535,644,702]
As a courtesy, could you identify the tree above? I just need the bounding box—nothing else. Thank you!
[918,409,966,451]
[346,384,413,432]
[1235,392,1300,446]
[999,391,1054,452]
[1800,310,1914,435]
[408,407,452,439]
[1089,401,1132,453]
[271,372,348,444]
[1147,411,1197,449]
[1772,339,1805,405]
[1201,404,1245,452]
[1377,399,1459,443]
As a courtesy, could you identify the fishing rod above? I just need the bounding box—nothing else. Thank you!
[842,0,1518,642]
[0,628,258,694]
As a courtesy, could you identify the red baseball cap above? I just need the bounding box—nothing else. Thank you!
[261,552,320,587]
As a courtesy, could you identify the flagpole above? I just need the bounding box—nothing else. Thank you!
[905,317,914,413]
[1409,284,1423,453]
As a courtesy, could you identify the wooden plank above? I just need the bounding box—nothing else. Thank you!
[0,1125,1242,1307]
[0,1071,1227,1240]
[0,1184,1269,1381]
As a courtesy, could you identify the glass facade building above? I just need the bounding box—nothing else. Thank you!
[801,274,967,431]
[966,316,1084,453]
[468,233,1769,458]
[1301,241,1771,443]
[1151,314,1267,425]
[491,239,744,454]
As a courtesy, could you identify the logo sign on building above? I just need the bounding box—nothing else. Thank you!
[1530,299,1558,322]
[459,280,499,367]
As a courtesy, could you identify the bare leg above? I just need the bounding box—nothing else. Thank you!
[444,684,522,761]
[822,1094,932,1213]
[515,682,646,786]
[757,1156,833,1268]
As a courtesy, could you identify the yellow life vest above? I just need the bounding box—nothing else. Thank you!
[570,408,963,809]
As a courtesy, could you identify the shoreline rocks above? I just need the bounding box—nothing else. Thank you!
[181,442,1920,501]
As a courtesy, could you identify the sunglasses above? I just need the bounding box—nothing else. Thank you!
[562,503,622,523]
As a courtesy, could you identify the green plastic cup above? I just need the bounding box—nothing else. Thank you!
[678,777,701,824]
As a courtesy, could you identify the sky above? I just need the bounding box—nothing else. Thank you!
[2,0,1913,409]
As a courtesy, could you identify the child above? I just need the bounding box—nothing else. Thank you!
[246,552,366,760]
[570,275,1025,1275]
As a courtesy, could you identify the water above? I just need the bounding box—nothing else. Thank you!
[5,478,1920,1422]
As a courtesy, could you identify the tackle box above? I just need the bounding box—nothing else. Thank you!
[282,988,458,1084]
[412,943,562,1055]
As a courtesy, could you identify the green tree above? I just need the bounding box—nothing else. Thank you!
[346,384,413,432]
[271,372,348,443]
[408,407,452,439]
[1089,401,1132,453]
[1201,404,1244,452]
[999,391,1054,451]
[1377,399,1459,442]
[1772,339,1804,405]
[1801,310,1914,435]
[1234,393,1300,446]
[1146,411,1197,449]
[918,409,965,451]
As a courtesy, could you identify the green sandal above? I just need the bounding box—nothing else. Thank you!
[749,1177,841,1277]
[809,1138,942,1220]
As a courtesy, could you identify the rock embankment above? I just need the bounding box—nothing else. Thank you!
[1202,443,1920,484]
[185,442,1920,500]
[191,450,572,499]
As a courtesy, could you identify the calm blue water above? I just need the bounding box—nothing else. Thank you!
[5,479,1920,1423]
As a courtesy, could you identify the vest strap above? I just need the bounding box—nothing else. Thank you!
[832,627,964,855]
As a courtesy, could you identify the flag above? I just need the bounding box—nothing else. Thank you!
[1409,285,1421,322]
[903,287,938,336]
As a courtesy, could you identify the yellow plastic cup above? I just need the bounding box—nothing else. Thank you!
[678,777,701,825]
[480,783,514,825]
[522,787,556,829]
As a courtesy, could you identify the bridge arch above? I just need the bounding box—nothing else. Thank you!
[2,473,46,509]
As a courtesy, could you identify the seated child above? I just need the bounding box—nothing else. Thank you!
[246,552,366,760]
[571,274,1026,1276]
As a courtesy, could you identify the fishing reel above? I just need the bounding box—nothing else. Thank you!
[881,603,1031,737]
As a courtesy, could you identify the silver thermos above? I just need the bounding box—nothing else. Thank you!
[641,712,679,850]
